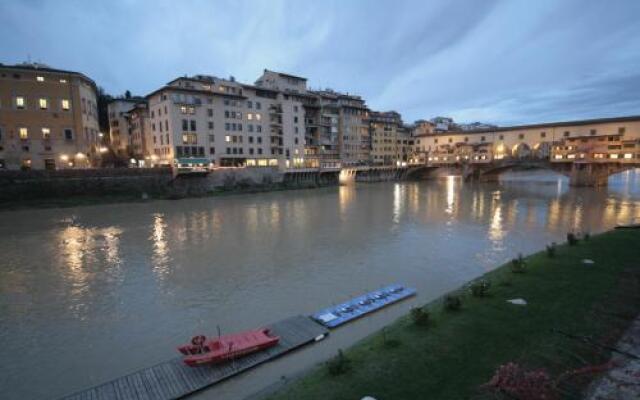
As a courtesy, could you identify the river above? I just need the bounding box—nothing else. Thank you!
[1,170,639,400]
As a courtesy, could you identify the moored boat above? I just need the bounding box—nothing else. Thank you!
[178,328,280,366]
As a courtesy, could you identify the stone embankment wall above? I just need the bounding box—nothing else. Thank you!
[0,168,340,204]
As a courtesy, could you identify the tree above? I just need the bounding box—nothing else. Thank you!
[96,86,113,134]
[125,90,131,99]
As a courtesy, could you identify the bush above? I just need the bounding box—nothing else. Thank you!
[327,349,350,376]
[510,253,526,273]
[470,280,491,297]
[567,232,579,246]
[444,295,462,311]
[546,242,557,258]
[410,307,431,326]
[583,232,590,241]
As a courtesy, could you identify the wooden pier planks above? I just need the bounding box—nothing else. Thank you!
[57,315,328,400]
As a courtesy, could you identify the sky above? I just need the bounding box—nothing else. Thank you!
[1,0,640,126]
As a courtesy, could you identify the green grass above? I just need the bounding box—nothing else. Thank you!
[267,230,640,400]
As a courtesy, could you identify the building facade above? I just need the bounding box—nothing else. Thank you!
[107,97,146,157]
[0,63,100,170]
[413,116,640,165]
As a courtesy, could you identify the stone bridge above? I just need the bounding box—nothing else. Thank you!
[406,157,637,186]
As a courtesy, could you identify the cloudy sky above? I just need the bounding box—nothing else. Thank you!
[2,0,639,125]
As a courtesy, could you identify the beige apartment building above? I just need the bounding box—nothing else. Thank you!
[0,62,100,170]
[369,111,410,165]
[126,69,371,170]
[143,70,306,169]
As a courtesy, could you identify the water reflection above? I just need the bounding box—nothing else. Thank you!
[1,171,640,400]
[151,213,170,280]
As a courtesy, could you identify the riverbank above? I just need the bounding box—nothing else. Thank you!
[266,229,640,400]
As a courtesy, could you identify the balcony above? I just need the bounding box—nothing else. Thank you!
[269,104,283,114]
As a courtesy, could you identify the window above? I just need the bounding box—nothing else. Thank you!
[540,131,546,138]
[247,113,253,120]
[59,79,67,83]
[182,119,188,130]
[249,136,254,143]
[247,101,253,108]
[42,128,51,139]
[258,148,262,154]
[210,147,215,155]
[208,121,214,129]
[225,122,230,130]
[481,136,486,142]
[257,137,262,144]
[182,133,197,144]
[248,125,254,132]
[22,159,31,169]
[225,135,231,142]
[19,127,28,139]
[36,76,44,82]
[518,133,524,139]
[16,96,25,109]
[61,99,70,110]
[64,129,73,140]
[190,120,196,131]
[257,125,262,133]
[207,108,213,117]
[590,129,597,135]
[618,127,626,135]
[44,159,56,170]
[294,116,298,123]
[256,114,261,121]
[208,134,215,142]
[39,98,48,110]
[256,102,261,110]
[564,131,570,137]
[294,105,298,112]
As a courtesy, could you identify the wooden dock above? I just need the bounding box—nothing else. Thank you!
[58,315,328,400]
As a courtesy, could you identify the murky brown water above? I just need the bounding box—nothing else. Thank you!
[1,170,639,400]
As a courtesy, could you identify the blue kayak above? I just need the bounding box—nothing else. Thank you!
[312,284,416,328]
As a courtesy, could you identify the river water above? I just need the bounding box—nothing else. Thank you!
[1,170,639,400]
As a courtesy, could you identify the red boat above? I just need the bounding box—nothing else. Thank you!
[178,328,280,366]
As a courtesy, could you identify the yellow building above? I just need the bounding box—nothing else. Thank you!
[0,63,100,170]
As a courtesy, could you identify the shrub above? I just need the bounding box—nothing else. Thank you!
[567,232,579,246]
[410,307,431,326]
[583,232,590,241]
[327,349,350,376]
[510,253,526,273]
[444,294,462,311]
[546,242,557,258]
[470,280,491,297]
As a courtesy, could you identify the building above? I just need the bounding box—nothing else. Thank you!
[369,111,403,165]
[140,69,371,170]
[413,115,640,164]
[144,71,307,169]
[107,97,146,157]
[0,62,100,170]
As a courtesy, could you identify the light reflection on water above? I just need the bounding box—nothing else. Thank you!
[0,170,639,400]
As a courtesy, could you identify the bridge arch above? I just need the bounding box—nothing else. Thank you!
[511,143,532,158]
[533,142,552,158]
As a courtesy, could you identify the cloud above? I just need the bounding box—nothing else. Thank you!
[1,0,638,125]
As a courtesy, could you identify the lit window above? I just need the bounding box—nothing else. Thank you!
[39,98,48,109]
[59,79,67,83]
[247,113,253,120]
[36,76,44,82]
[610,154,619,159]
[554,154,563,159]
[225,135,231,142]
[61,99,70,110]
[624,153,633,159]
[16,96,25,109]
[19,127,28,139]
[42,128,51,139]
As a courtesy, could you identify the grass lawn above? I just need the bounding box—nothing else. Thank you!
[267,229,640,400]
